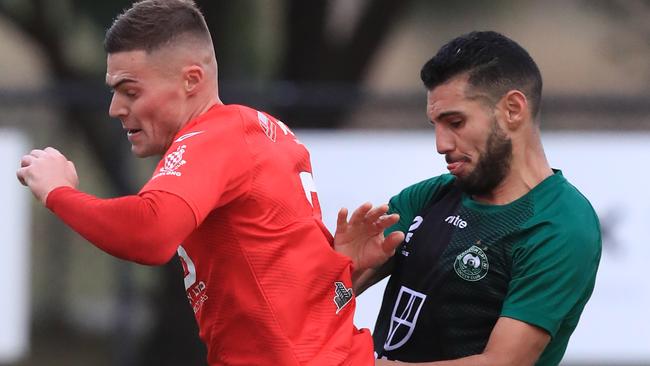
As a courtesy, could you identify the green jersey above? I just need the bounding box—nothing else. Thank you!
[373,171,601,366]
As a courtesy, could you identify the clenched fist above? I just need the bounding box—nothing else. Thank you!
[17,147,79,204]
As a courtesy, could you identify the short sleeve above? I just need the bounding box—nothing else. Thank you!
[385,174,455,235]
[500,224,601,338]
[141,115,253,226]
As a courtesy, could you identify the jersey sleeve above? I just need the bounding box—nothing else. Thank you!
[500,219,601,338]
[140,112,253,226]
[385,174,455,235]
[46,186,196,265]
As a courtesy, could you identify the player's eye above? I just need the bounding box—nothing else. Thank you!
[449,120,463,128]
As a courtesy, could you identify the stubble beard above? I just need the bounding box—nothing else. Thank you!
[455,118,513,196]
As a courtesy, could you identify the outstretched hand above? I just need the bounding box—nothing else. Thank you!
[17,147,79,204]
[334,202,405,272]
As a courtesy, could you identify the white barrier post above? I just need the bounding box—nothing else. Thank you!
[0,128,31,363]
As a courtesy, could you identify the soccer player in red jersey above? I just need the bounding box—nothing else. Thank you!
[16,1,404,365]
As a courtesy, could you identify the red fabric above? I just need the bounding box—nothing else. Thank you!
[45,104,373,365]
[140,104,373,365]
[46,186,195,265]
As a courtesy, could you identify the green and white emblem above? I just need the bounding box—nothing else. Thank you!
[454,245,489,281]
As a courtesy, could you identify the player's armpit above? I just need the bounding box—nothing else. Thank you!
[46,187,196,265]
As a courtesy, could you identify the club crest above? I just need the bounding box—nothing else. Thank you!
[154,144,187,178]
[454,245,489,281]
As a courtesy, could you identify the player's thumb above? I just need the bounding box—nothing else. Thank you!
[383,231,405,255]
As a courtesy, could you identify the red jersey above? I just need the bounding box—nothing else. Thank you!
[140,104,373,365]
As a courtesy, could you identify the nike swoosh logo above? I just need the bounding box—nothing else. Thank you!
[175,131,204,142]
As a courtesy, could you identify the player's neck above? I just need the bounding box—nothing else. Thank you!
[180,93,224,128]
[473,143,552,205]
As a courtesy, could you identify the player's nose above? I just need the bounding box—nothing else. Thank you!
[435,126,455,155]
[108,93,128,119]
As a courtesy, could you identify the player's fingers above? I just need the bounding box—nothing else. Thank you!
[44,146,64,157]
[376,213,400,229]
[29,149,48,158]
[16,167,28,186]
[335,207,349,234]
[383,231,405,255]
[348,202,372,225]
[20,154,34,168]
[365,203,389,223]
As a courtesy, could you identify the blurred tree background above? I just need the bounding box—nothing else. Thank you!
[0,0,649,365]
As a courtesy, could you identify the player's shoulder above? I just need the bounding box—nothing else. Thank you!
[532,170,598,227]
[390,174,456,213]
[166,105,253,155]
[180,104,254,140]
[197,104,247,128]
[220,104,282,124]
[394,174,455,202]
[525,171,601,254]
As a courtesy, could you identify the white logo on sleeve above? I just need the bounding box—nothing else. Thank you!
[333,282,353,314]
[258,111,277,142]
[153,145,187,178]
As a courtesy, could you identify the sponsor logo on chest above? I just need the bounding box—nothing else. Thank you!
[444,215,467,228]
[153,144,187,179]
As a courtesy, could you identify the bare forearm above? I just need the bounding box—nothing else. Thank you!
[353,256,394,295]
[378,354,503,366]
[352,267,377,294]
[376,317,548,366]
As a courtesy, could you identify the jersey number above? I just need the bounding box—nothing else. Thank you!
[405,216,423,243]
[299,171,317,207]
[177,245,196,290]
[177,172,316,291]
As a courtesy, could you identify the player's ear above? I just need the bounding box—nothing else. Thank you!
[500,90,528,130]
[183,65,204,95]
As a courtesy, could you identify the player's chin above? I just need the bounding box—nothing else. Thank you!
[130,145,154,158]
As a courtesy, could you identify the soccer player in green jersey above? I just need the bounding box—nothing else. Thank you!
[350,31,602,366]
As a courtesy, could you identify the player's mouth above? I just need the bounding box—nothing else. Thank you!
[446,156,470,175]
[125,128,143,143]
[126,128,142,136]
[447,161,465,175]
